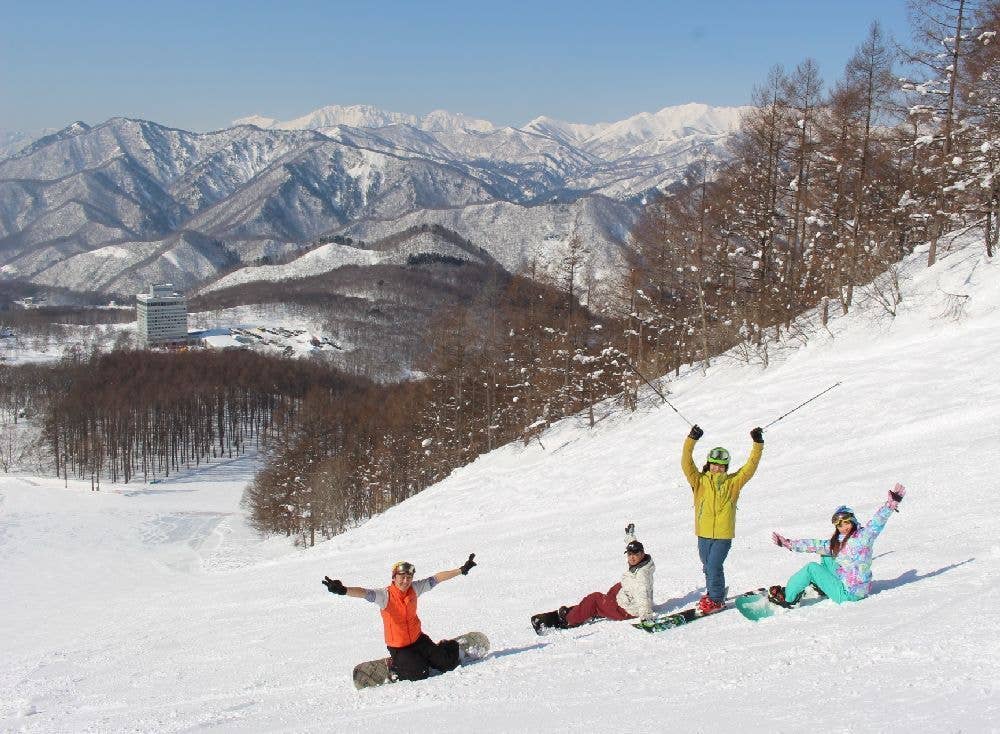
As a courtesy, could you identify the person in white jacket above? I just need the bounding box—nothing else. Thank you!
[531,524,655,633]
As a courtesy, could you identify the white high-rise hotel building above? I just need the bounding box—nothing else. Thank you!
[136,284,189,348]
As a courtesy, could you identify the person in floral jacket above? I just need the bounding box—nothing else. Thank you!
[768,483,906,606]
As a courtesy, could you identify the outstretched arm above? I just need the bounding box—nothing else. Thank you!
[322,576,377,601]
[433,553,477,584]
[773,534,831,555]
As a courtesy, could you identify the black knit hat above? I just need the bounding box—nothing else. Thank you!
[625,540,644,554]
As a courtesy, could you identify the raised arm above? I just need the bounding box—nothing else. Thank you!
[859,484,906,545]
[681,425,704,488]
[729,428,764,491]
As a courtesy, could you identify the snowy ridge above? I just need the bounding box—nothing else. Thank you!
[0,126,64,160]
[2,233,997,730]
[1,103,745,298]
[200,230,490,294]
[236,104,497,134]
[341,195,640,302]
[581,102,747,159]
[521,115,611,146]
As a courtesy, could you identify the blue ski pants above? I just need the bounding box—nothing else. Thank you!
[697,537,732,602]
[785,556,857,604]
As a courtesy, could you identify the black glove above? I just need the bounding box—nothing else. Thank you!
[322,576,346,595]
[625,522,635,535]
[750,427,764,444]
[460,553,477,575]
[688,424,704,440]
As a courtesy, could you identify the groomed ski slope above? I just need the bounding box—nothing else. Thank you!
[2,233,999,733]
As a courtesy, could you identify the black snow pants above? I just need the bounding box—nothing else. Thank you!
[387,633,460,681]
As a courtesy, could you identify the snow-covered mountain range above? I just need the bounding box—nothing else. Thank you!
[0,103,746,299]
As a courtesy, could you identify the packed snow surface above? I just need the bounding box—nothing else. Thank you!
[2,234,999,732]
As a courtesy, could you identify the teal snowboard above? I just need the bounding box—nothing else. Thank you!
[734,588,776,621]
[734,587,827,621]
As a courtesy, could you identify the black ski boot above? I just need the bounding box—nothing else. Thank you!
[531,610,561,634]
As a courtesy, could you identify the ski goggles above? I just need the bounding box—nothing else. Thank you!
[392,561,416,577]
[707,447,730,465]
[831,513,856,526]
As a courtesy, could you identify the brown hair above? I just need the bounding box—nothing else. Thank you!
[702,463,729,473]
[830,522,857,556]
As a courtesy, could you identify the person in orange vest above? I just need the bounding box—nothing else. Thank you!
[322,553,477,681]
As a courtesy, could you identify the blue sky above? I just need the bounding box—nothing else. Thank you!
[1,0,911,133]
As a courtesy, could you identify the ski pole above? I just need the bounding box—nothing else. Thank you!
[763,381,841,429]
[621,356,693,426]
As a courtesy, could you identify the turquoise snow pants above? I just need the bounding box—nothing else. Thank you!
[785,556,857,604]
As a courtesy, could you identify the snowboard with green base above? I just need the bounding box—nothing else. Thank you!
[632,605,710,633]
[352,631,490,690]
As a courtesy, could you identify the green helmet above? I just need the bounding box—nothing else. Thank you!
[707,447,730,465]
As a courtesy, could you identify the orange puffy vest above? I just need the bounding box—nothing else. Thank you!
[380,583,422,647]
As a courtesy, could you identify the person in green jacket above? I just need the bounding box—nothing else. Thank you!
[681,424,764,613]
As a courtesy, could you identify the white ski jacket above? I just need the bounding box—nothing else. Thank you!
[617,529,655,618]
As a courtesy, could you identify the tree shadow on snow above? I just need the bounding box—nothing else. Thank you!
[869,558,974,595]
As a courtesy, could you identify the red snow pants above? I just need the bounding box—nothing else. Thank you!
[565,582,634,627]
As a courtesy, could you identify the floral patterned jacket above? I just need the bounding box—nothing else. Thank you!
[787,500,895,599]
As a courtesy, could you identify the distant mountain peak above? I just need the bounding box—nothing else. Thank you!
[232,104,496,134]
[521,116,610,145]
[232,114,278,129]
[10,121,92,159]
[419,109,494,133]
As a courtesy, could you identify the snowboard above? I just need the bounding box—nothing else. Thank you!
[632,604,722,633]
[734,588,778,621]
[633,586,799,633]
[734,586,826,622]
[351,631,490,690]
